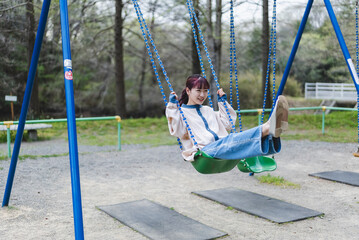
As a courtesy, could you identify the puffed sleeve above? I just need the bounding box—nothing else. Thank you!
[165,94,188,138]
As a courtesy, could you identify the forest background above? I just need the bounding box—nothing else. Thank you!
[0,0,357,120]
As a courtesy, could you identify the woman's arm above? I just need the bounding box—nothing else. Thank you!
[165,92,188,138]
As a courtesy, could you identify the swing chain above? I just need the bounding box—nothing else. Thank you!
[186,0,214,109]
[186,0,237,133]
[132,0,199,149]
[261,0,277,124]
[356,0,359,153]
[229,0,243,131]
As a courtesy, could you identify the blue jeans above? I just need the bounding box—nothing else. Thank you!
[202,126,281,160]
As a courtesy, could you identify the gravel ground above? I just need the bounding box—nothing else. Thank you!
[0,139,359,240]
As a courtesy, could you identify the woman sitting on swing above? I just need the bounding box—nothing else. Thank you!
[166,74,289,161]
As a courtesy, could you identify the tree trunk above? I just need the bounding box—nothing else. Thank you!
[27,0,39,118]
[139,0,159,113]
[139,44,147,114]
[206,0,218,109]
[262,0,271,108]
[214,0,222,90]
[192,0,201,74]
[149,0,158,86]
[115,0,127,117]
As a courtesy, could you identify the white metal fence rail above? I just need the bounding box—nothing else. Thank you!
[305,82,357,101]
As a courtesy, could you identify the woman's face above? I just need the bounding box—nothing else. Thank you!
[186,87,208,105]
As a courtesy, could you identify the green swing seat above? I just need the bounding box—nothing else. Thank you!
[237,156,277,173]
[192,150,241,174]
[192,150,277,174]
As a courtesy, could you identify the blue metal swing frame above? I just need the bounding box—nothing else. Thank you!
[277,0,359,99]
[3,0,359,238]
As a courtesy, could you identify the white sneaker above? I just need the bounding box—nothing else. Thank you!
[268,95,289,138]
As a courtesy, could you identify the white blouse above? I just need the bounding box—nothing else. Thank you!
[165,101,237,161]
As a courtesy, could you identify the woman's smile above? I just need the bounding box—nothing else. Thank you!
[186,87,208,105]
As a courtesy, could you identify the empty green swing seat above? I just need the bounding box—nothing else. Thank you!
[192,150,277,174]
[237,156,277,173]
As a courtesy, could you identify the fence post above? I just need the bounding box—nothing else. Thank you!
[316,83,318,99]
[322,106,326,134]
[116,116,122,151]
[4,122,13,158]
[257,109,263,126]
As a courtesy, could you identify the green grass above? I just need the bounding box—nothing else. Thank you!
[256,174,301,188]
[246,111,356,143]
[0,117,177,147]
[18,153,69,160]
[283,111,358,143]
[5,206,18,210]
[241,111,359,143]
[73,117,177,146]
[18,154,38,160]
[116,117,177,146]
[0,111,358,148]
[0,153,69,161]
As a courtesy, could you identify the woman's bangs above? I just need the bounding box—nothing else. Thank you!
[194,77,210,89]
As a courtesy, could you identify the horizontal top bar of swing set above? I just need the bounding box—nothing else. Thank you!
[0,116,121,125]
[0,107,356,125]
[238,106,358,114]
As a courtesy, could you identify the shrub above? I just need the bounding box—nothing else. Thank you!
[219,71,302,110]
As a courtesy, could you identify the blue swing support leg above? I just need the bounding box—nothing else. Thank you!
[261,0,359,175]
[276,0,314,99]
[2,0,51,207]
[324,0,359,92]
[2,0,85,239]
[60,0,85,239]
[277,0,359,97]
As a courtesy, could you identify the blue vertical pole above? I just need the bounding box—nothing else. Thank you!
[2,0,51,207]
[59,0,85,239]
[324,0,359,92]
[276,0,314,98]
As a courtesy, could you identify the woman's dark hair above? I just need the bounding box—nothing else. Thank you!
[179,74,210,105]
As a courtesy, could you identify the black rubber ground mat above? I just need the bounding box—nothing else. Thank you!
[309,170,359,187]
[193,187,323,223]
[98,199,227,240]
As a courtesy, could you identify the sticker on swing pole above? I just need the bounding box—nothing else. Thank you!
[65,70,73,80]
[64,59,72,69]
[347,58,359,85]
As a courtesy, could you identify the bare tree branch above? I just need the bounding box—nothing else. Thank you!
[0,2,27,12]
